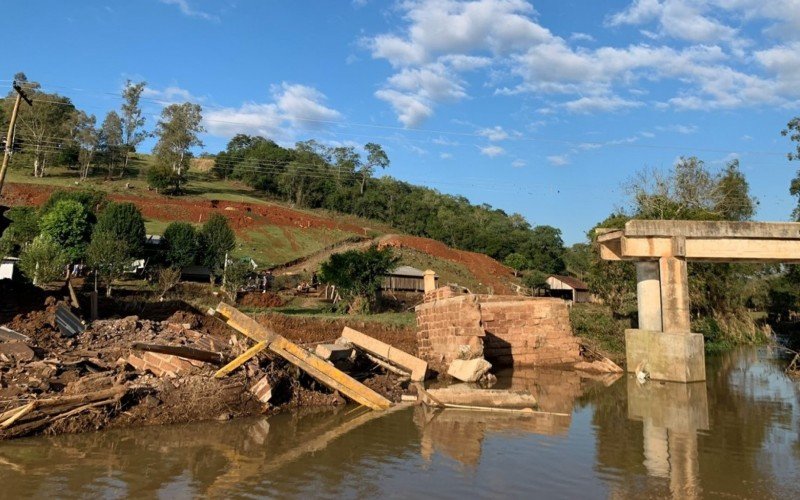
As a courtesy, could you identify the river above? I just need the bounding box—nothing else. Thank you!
[1,347,798,499]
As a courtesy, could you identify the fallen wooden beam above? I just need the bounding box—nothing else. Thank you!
[132,342,227,365]
[212,303,392,410]
[214,341,268,378]
[0,326,30,343]
[340,327,427,381]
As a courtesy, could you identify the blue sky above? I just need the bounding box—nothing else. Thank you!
[3,0,800,244]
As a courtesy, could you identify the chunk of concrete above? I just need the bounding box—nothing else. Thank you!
[315,343,354,362]
[447,358,491,383]
[625,329,705,382]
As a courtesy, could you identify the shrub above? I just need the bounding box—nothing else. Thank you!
[162,222,199,268]
[94,202,146,256]
[0,207,40,256]
[199,213,236,274]
[318,245,398,313]
[18,234,69,285]
[39,199,92,261]
[222,259,251,303]
[86,230,131,297]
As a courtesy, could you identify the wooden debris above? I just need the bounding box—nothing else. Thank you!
[314,343,354,363]
[132,342,227,365]
[340,326,427,381]
[211,303,392,410]
[424,385,538,408]
[214,341,268,379]
[0,326,29,343]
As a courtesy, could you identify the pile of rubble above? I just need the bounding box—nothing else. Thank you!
[0,298,420,440]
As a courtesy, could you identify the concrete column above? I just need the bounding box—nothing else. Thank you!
[423,269,437,293]
[636,261,662,332]
[658,256,691,333]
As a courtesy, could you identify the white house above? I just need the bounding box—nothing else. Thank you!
[546,274,591,303]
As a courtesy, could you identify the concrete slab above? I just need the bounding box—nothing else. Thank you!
[625,329,706,382]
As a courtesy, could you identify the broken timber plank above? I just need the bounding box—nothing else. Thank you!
[340,327,427,381]
[132,343,227,365]
[214,341,268,379]
[0,326,30,343]
[213,303,391,410]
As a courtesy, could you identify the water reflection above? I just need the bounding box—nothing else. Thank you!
[0,348,798,498]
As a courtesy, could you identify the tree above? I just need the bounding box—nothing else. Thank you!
[522,269,549,295]
[585,213,636,316]
[199,213,236,274]
[504,253,528,277]
[39,199,92,261]
[318,245,399,313]
[156,266,181,301]
[74,111,99,180]
[8,75,78,177]
[0,207,40,256]
[360,143,389,194]
[86,230,131,297]
[151,102,204,193]
[100,111,123,179]
[163,222,199,268]
[782,117,800,220]
[222,260,251,303]
[522,225,566,274]
[94,202,146,256]
[18,234,69,285]
[120,80,148,177]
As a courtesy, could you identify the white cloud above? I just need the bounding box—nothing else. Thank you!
[656,124,698,134]
[547,155,570,166]
[607,0,738,44]
[480,145,505,157]
[159,0,218,21]
[440,152,453,159]
[563,95,643,113]
[374,89,433,127]
[204,82,341,141]
[570,32,595,43]
[142,85,204,105]
[477,125,509,141]
[511,159,526,168]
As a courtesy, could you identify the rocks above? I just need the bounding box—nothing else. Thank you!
[447,358,492,383]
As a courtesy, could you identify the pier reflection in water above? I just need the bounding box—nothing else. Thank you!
[0,348,798,498]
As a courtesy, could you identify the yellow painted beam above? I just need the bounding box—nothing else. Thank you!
[214,341,268,378]
[213,303,392,410]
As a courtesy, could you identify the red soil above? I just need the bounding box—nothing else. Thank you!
[378,234,514,294]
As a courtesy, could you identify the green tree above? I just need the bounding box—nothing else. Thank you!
[74,111,99,181]
[782,117,800,220]
[120,80,148,177]
[100,110,124,179]
[522,269,549,295]
[8,75,78,177]
[504,252,528,277]
[39,199,92,261]
[222,259,251,303]
[18,234,69,285]
[151,102,204,193]
[199,213,236,274]
[40,189,107,216]
[522,225,566,274]
[163,222,199,268]
[0,207,40,256]
[86,230,131,297]
[94,202,146,256]
[318,245,399,313]
[360,143,390,194]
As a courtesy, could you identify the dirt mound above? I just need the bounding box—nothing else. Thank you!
[378,234,514,294]
[238,292,285,308]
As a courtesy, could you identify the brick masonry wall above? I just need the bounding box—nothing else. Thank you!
[415,289,581,367]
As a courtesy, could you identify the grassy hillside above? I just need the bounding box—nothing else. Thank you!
[2,157,518,292]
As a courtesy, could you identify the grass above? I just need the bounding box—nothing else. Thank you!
[570,302,632,362]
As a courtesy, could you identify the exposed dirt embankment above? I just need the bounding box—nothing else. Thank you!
[378,234,514,294]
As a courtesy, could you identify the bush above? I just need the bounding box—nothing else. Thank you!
[222,260,251,303]
[94,202,146,256]
[162,222,199,268]
[0,207,40,256]
[200,213,236,274]
[39,199,93,261]
[318,245,398,313]
[18,234,69,285]
[147,164,186,194]
[86,230,131,297]
[569,303,630,360]
[40,189,106,216]
[504,253,528,276]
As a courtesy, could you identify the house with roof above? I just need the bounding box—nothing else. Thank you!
[382,266,437,293]
[546,274,591,303]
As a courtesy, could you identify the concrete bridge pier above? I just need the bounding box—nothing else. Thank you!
[629,256,705,383]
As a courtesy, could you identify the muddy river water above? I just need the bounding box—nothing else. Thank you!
[1,347,798,499]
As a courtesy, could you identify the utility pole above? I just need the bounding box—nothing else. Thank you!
[0,81,33,195]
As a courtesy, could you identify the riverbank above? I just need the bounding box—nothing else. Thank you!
[0,295,416,440]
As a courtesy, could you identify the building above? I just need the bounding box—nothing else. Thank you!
[546,275,591,303]
[382,266,437,292]
[0,256,19,281]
